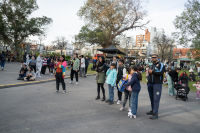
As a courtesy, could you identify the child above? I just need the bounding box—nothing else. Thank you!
[119,67,132,112]
[124,66,142,118]
[105,63,117,105]
[116,59,125,105]
[193,80,200,100]
[24,67,36,81]
[50,58,54,75]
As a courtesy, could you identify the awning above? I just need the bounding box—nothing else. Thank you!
[97,45,125,55]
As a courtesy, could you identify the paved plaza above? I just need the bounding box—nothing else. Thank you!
[0,63,200,133]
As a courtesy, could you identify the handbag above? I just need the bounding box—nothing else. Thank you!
[117,74,128,92]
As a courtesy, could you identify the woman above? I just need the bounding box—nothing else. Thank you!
[179,71,188,77]
[55,55,67,93]
[95,56,107,101]
[167,68,181,96]
[24,67,35,81]
[69,53,79,84]
[29,56,37,72]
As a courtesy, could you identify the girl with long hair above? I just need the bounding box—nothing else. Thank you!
[55,55,67,93]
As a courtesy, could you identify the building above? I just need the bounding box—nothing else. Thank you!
[135,29,150,47]
[173,48,195,62]
[149,27,165,56]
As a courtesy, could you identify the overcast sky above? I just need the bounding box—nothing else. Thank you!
[30,0,188,46]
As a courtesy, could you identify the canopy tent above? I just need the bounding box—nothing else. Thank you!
[97,45,125,55]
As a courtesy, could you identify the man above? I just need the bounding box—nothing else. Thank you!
[46,54,51,74]
[0,51,6,70]
[116,59,126,104]
[137,58,140,67]
[85,56,89,76]
[110,56,119,69]
[36,53,43,78]
[184,62,187,70]
[180,62,184,69]
[147,54,165,120]
[80,55,86,78]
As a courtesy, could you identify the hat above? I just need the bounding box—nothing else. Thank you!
[189,69,193,73]
[23,63,27,66]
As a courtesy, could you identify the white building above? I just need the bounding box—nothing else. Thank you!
[149,27,165,56]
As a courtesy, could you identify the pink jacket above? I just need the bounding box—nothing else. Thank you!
[123,74,132,91]
[193,84,200,91]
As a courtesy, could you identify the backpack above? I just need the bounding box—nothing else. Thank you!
[1,54,6,60]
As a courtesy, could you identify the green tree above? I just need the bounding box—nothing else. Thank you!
[173,0,200,60]
[0,0,52,58]
[76,0,149,48]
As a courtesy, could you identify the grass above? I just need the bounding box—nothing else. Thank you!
[66,64,96,75]
[141,70,200,92]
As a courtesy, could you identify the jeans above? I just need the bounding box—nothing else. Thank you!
[56,72,66,91]
[108,84,114,102]
[1,60,6,68]
[130,91,139,115]
[80,67,85,77]
[30,65,36,73]
[147,83,162,114]
[19,73,26,77]
[123,89,131,108]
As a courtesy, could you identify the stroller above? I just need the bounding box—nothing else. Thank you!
[174,76,190,101]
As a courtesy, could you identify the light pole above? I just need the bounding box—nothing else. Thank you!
[126,37,130,61]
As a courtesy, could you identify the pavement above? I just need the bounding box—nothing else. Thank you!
[0,62,200,133]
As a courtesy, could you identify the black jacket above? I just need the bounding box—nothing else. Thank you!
[169,70,178,82]
[85,58,89,67]
[117,65,124,82]
[20,67,28,74]
[148,62,165,84]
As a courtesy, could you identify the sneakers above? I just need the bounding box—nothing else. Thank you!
[127,107,131,112]
[54,90,59,93]
[119,107,124,111]
[150,113,158,120]
[62,90,66,94]
[105,99,111,103]
[2,67,4,70]
[50,73,53,75]
[76,82,79,85]
[101,97,105,101]
[37,76,41,78]
[196,98,199,100]
[146,110,154,115]
[69,81,73,84]
[109,101,114,105]
[117,100,121,105]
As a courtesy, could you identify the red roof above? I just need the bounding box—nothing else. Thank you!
[173,48,195,59]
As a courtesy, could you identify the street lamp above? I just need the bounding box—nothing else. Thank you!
[126,37,131,60]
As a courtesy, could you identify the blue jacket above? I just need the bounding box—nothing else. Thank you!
[124,73,141,93]
[106,69,117,87]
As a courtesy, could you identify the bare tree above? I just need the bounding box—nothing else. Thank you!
[52,36,68,55]
[153,34,174,62]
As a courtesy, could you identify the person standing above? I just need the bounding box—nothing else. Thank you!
[46,54,51,74]
[105,63,117,105]
[23,52,27,63]
[36,53,43,78]
[116,59,125,105]
[32,53,36,59]
[167,68,181,96]
[26,53,30,66]
[80,55,86,78]
[110,56,119,69]
[171,61,174,70]
[180,62,184,69]
[69,53,79,84]
[0,51,6,70]
[95,56,107,101]
[147,54,165,120]
[41,57,47,75]
[29,56,37,72]
[7,51,11,63]
[55,55,67,93]
[85,56,89,76]
[184,62,187,70]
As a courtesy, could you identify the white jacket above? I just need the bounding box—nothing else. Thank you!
[36,56,43,67]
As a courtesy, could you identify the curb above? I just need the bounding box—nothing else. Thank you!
[0,74,96,89]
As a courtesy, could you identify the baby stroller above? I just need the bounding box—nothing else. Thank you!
[174,76,190,101]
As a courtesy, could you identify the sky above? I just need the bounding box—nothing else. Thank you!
[29,0,188,46]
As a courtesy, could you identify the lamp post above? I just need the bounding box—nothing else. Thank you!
[126,37,130,61]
